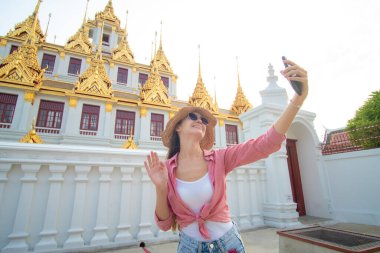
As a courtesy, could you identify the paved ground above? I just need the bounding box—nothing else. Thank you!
[101,216,380,253]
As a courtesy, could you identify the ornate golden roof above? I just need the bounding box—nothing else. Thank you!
[64,0,92,54]
[19,119,43,144]
[74,25,113,98]
[95,0,121,28]
[231,71,252,115]
[151,30,173,73]
[6,0,45,43]
[189,61,217,113]
[139,59,170,105]
[112,34,135,64]
[0,0,45,88]
[64,25,93,54]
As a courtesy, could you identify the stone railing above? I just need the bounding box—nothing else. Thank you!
[0,142,268,253]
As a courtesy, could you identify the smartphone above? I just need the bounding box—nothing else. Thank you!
[282,56,302,95]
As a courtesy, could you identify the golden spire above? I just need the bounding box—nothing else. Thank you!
[95,0,121,28]
[83,0,90,24]
[19,119,43,144]
[214,76,218,110]
[64,0,92,54]
[140,58,170,105]
[0,0,45,88]
[151,21,173,73]
[122,127,137,149]
[6,0,45,43]
[231,57,252,115]
[74,23,113,98]
[44,13,52,40]
[112,9,135,63]
[189,45,217,113]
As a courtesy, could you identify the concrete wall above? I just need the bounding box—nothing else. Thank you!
[322,148,380,226]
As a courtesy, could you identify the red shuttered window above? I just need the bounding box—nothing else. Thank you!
[0,93,18,124]
[150,113,164,137]
[36,100,64,129]
[226,124,238,145]
[80,104,100,131]
[115,110,135,135]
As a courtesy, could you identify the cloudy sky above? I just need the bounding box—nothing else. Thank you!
[1,0,379,139]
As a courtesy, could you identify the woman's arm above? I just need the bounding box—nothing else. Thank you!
[222,59,308,173]
[274,59,308,134]
[145,151,173,230]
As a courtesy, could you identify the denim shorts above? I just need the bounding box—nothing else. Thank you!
[177,222,245,253]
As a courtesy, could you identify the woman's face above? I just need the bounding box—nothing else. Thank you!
[176,112,207,142]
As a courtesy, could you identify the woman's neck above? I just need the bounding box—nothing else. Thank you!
[178,140,203,160]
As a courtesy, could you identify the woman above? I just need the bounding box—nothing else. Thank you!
[144,59,308,253]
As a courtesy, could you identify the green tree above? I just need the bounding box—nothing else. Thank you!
[346,90,380,149]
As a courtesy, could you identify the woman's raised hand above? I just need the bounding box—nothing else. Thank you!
[281,59,309,102]
[144,151,168,191]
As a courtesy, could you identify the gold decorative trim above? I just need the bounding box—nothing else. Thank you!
[219,119,225,127]
[24,91,35,104]
[140,107,147,117]
[59,51,65,59]
[19,119,43,144]
[0,39,7,47]
[106,102,113,112]
[169,111,176,119]
[122,127,137,149]
[69,97,77,107]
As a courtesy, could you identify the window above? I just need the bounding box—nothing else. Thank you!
[226,124,238,145]
[117,67,128,85]
[150,113,164,137]
[115,110,135,135]
[161,76,169,88]
[80,104,100,131]
[68,57,82,76]
[138,73,148,86]
[0,93,18,124]
[9,45,19,54]
[102,33,110,45]
[88,29,94,39]
[41,54,56,74]
[36,100,64,129]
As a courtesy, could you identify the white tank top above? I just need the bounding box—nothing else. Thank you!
[176,172,233,241]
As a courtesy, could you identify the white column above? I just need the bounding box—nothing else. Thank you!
[263,143,300,227]
[63,106,79,135]
[0,163,11,203]
[18,101,32,131]
[248,169,263,226]
[103,111,112,138]
[137,169,154,240]
[35,165,66,252]
[226,172,238,221]
[90,166,113,246]
[2,164,40,253]
[64,165,91,249]
[236,169,250,228]
[115,166,134,243]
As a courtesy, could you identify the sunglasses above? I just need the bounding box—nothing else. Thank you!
[187,112,209,126]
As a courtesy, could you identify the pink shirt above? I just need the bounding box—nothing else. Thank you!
[155,126,286,240]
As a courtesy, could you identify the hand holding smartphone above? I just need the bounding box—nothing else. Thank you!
[282,56,303,95]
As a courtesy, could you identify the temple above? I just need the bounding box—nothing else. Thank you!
[0,0,252,149]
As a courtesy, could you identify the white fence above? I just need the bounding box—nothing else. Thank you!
[322,148,380,226]
[0,142,268,253]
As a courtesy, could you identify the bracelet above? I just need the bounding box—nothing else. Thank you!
[289,99,302,109]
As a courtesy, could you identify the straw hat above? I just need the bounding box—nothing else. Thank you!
[161,106,217,150]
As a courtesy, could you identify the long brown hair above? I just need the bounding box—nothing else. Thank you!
[167,121,182,159]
